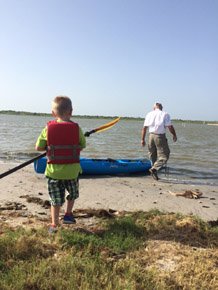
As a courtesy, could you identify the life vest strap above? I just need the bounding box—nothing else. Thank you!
[48,145,80,150]
[47,145,80,162]
[48,155,80,161]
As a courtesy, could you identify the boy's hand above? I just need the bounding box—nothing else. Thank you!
[84,131,90,137]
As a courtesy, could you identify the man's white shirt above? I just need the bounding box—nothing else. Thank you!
[144,109,171,134]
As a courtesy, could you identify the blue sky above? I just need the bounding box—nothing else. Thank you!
[0,0,217,121]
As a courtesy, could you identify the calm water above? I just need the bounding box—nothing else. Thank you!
[0,114,218,185]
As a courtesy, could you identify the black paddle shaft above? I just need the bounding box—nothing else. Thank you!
[0,152,46,179]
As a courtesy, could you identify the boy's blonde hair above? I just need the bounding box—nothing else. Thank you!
[52,96,72,116]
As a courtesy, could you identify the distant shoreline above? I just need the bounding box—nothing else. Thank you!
[0,110,217,124]
[0,110,137,120]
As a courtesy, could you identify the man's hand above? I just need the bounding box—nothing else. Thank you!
[141,140,146,147]
[168,125,177,142]
[141,127,147,147]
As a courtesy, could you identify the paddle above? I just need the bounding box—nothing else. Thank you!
[84,117,120,136]
[0,153,46,179]
[0,117,121,179]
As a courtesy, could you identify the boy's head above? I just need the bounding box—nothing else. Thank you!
[52,96,73,118]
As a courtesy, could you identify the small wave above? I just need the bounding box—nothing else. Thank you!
[160,176,218,186]
[159,167,218,186]
[0,151,40,162]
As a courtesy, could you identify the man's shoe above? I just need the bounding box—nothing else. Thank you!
[63,214,76,224]
[149,168,159,181]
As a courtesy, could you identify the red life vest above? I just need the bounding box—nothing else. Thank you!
[46,120,80,164]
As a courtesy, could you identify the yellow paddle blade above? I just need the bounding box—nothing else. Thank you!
[95,117,121,133]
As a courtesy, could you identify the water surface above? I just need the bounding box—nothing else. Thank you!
[0,114,217,185]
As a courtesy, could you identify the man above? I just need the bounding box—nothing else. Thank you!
[141,102,177,180]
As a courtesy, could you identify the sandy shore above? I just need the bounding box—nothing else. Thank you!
[0,163,217,227]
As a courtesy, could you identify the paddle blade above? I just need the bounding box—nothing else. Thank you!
[95,117,121,133]
[84,117,120,137]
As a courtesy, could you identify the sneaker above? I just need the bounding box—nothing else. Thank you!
[63,214,76,224]
[149,168,159,181]
[48,225,58,234]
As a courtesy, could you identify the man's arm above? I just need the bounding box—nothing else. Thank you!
[167,125,177,142]
[141,126,147,146]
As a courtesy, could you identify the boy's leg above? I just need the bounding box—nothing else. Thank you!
[47,178,65,228]
[65,199,75,215]
[63,199,76,224]
[51,205,61,226]
[63,179,79,224]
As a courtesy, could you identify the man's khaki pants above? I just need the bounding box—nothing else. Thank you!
[148,133,170,171]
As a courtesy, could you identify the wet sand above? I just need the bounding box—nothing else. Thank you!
[0,163,217,227]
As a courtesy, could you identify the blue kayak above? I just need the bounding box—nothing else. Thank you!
[34,157,151,175]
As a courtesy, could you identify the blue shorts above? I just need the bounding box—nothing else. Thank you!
[47,178,79,206]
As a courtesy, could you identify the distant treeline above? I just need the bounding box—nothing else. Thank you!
[0,110,51,117]
[0,110,128,120]
[0,110,217,124]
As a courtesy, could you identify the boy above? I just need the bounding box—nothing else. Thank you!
[35,96,86,233]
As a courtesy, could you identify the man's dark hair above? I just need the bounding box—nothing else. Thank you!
[155,103,163,110]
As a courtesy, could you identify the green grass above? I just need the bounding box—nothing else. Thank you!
[0,211,217,290]
[60,216,146,255]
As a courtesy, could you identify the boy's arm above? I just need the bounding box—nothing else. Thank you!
[35,146,46,151]
[35,128,47,151]
[79,127,86,150]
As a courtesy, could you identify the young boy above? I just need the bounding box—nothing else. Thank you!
[35,96,86,233]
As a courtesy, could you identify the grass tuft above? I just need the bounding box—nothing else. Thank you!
[0,210,217,289]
